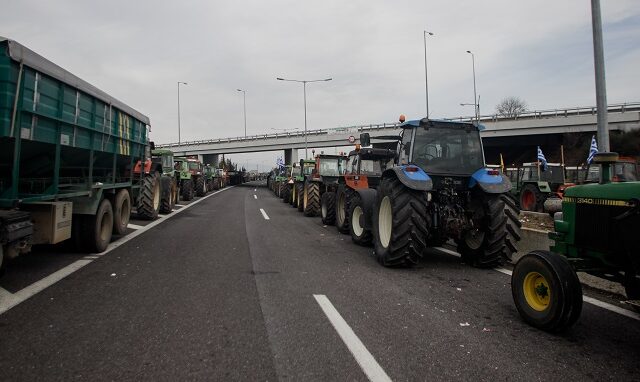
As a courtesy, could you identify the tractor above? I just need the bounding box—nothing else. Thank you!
[357,117,520,268]
[293,160,316,214]
[505,163,566,213]
[174,158,194,201]
[512,152,640,332]
[302,154,349,225]
[273,166,289,198]
[133,148,178,219]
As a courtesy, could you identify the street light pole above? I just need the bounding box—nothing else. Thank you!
[466,50,478,122]
[423,31,434,118]
[276,77,332,159]
[237,89,247,137]
[177,81,187,144]
[590,0,610,151]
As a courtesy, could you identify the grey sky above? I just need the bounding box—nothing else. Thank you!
[2,0,638,169]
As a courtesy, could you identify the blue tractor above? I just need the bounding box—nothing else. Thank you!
[356,117,521,267]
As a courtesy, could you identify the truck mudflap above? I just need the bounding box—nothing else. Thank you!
[384,166,433,191]
[468,168,512,194]
[353,188,378,230]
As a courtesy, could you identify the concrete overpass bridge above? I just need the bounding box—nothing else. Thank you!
[156,103,640,165]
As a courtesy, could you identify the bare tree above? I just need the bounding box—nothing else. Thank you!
[496,96,527,118]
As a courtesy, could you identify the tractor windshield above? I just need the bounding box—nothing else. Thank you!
[319,159,342,176]
[302,164,314,175]
[188,162,199,171]
[412,126,484,175]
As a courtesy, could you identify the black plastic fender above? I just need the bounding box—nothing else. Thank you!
[354,188,378,230]
[382,167,433,191]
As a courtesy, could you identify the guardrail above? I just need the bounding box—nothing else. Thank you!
[157,102,639,148]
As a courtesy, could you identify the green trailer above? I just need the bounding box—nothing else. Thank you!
[0,37,150,267]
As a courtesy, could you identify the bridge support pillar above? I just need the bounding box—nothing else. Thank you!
[202,154,219,167]
[284,148,298,165]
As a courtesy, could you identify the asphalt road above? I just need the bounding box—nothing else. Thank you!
[0,181,639,381]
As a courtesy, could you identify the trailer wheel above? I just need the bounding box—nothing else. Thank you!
[160,176,176,214]
[138,172,161,220]
[181,179,194,201]
[336,186,355,234]
[321,192,336,225]
[457,194,508,268]
[512,250,583,332]
[349,194,372,246]
[282,184,291,203]
[372,177,429,267]
[112,189,131,235]
[296,183,304,212]
[303,181,320,217]
[85,198,114,253]
[520,184,544,212]
[195,177,206,197]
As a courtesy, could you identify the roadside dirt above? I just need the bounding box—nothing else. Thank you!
[519,211,554,231]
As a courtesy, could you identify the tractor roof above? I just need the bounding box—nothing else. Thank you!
[317,154,347,160]
[347,147,396,159]
[400,118,485,131]
[152,149,173,155]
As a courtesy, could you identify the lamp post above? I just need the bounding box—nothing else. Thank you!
[423,31,434,118]
[276,77,332,159]
[177,81,187,144]
[237,89,247,137]
[466,50,478,121]
[590,0,610,151]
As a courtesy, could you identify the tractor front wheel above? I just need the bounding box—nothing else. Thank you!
[160,176,176,213]
[195,176,206,197]
[138,172,161,220]
[303,181,320,217]
[181,179,194,201]
[321,192,336,225]
[349,194,372,246]
[512,250,583,332]
[335,186,354,234]
[372,177,428,267]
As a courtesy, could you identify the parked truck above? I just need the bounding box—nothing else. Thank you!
[0,37,151,268]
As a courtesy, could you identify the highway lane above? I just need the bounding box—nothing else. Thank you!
[0,181,639,381]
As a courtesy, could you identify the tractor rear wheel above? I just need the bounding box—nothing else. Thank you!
[336,186,355,234]
[303,181,320,217]
[196,176,206,197]
[282,184,291,203]
[296,183,304,212]
[457,194,507,268]
[349,194,372,246]
[181,179,194,201]
[138,172,161,220]
[112,189,131,235]
[321,192,336,225]
[372,177,429,267]
[520,184,544,212]
[512,250,583,332]
[160,176,176,213]
[502,193,522,261]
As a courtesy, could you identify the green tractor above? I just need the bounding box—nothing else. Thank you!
[273,166,289,198]
[512,152,640,332]
[151,149,179,213]
[281,164,300,205]
[174,158,194,201]
[133,148,179,219]
[292,160,316,213]
[506,163,566,212]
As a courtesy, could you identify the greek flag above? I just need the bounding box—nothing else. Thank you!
[276,156,285,170]
[537,146,548,171]
[587,135,598,164]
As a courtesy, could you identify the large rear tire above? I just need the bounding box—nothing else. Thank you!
[457,193,508,268]
[296,183,304,212]
[160,176,176,214]
[181,179,194,201]
[336,186,354,234]
[137,172,161,220]
[372,177,429,267]
[195,176,206,197]
[520,184,544,212]
[512,250,583,332]
[282,184,291,203]
[303,181,320,217]
[112,189,131,235]
[321,192,336,225]
[84,198,114,253]
[349,194,372,246]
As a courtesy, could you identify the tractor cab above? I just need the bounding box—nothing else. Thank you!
[151,149,175,176]
[344,147,395,189]
[312,154,347,182]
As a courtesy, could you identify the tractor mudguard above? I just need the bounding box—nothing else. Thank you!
[354,188,378,230]
[536,181,552,193]
[383,166,433,191]
[468,168,512,194]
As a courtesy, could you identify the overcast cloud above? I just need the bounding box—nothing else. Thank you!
[2,0,638,169]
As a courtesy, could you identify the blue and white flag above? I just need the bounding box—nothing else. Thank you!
[587,135,598,164]
[276,156,285,170]
[537,146,548,171]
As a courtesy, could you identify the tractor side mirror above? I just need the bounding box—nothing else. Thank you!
[360,133,370,147]
[149,141,156,150]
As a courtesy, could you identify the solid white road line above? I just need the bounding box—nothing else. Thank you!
[254,195,257,199]
[433,246,461,257]
[313,294,392,382]
[260,208,270,220]
[0,186,235,316]
[174,204,186,207]
[127,223,144,230]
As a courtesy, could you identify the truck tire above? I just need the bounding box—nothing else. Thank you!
[303,181,320,217]
[336,186,354,233]
[138,172,161,220]
[112,189,131,235]
[85,198,114,253]
[196,176,206,197]
[160,176,176,214]
[181,179,194,201]
[520,184,544,212]
[457,194,507,268]
[296,183,304,212]
[502,193,522,261]
[512,250,583,332]
[321,192,336,225]
[372,177,429,267]
[282,184,291,203]
[349,194,372,246]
